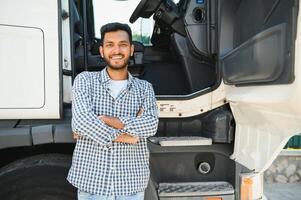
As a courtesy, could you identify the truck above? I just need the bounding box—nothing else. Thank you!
[0,0,300,199]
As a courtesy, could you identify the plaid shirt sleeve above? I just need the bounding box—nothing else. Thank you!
[120,82,159,138]
[72,72,119,145]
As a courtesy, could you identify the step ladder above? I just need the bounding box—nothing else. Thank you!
[158,181,234,200]
[148,136,212,146]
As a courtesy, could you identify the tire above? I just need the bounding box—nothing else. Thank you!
[0,154,76,200]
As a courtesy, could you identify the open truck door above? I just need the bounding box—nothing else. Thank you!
[0,0,64,119]
[221,0,301,173]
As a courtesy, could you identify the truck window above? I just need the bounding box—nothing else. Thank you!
[93,0,154,45]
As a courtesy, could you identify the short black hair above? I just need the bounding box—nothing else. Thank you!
[100,22,132,45]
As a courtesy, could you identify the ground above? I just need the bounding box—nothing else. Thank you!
[264,150,301,200]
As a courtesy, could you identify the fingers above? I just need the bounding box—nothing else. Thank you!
[126,136,139,144]
[73,132,80,140]
[136,108,144,117]
[98,115,105,122]
[113,134,139,144]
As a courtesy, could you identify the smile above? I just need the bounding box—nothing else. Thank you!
[110,55,124,60]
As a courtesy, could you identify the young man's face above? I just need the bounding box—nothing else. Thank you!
[99,30,134,70]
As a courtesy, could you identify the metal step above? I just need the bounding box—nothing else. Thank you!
[148,136,212,146]
[158,181,234,200]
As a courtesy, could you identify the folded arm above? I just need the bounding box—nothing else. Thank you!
[72,73,119,145]
[90,83,158,140]
[73,80,158,143]
[119,82,159,138]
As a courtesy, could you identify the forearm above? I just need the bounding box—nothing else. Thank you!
[99,115,139,144]
[119,115,159,138]
[100,115,124,129]
[72,109,119,145]
[113,133,139,144]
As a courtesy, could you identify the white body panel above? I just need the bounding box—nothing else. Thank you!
[228,3,301,172]
[157,84,226,118]
[0,25,44,108]
[0,0,61,119]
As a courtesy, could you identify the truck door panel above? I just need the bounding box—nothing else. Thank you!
[0,0,62,119]
[221,0,297,85]
[222,24,288,85]
[219,0,301,172]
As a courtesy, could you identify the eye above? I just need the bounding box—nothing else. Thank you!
[105,43,113,48]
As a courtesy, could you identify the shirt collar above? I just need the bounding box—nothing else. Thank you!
[99,66,134,86]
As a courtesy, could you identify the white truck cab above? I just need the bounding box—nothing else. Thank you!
[0,0,300,199]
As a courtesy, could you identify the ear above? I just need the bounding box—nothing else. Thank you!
[99,46,104,57]
[130,44,134,57]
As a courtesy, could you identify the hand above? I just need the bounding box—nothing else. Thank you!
[136,108,144,117]
[113,134,139,144]
[99,116,124,129]
[73,132,80,140]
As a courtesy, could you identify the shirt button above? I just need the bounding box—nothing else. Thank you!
[103,144,112,150]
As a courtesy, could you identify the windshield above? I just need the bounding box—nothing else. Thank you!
[93,0,154,45]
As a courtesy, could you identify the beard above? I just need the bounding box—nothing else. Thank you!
[103,54,130,70]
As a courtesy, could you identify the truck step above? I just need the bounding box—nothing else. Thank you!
[158,181,234,200]
[148,136,212,146]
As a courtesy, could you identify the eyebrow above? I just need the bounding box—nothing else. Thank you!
[104,40,129,44]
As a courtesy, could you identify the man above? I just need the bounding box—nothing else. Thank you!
[67,22,159,200]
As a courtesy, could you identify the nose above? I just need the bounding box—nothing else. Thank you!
[111,45,121,54]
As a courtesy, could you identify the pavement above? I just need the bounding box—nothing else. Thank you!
[264,183,301,200]
[263,150,301,200]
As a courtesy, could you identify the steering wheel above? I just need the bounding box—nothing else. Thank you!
[129,0,163,23]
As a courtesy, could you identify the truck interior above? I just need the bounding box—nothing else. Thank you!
[71,0,296,94]
[71,0,217,96]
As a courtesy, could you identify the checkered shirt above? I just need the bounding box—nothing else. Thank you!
[67,68,159,196]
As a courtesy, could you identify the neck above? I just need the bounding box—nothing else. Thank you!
[107,66,128,80]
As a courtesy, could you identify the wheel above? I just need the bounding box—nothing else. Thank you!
[0,154,76,200]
